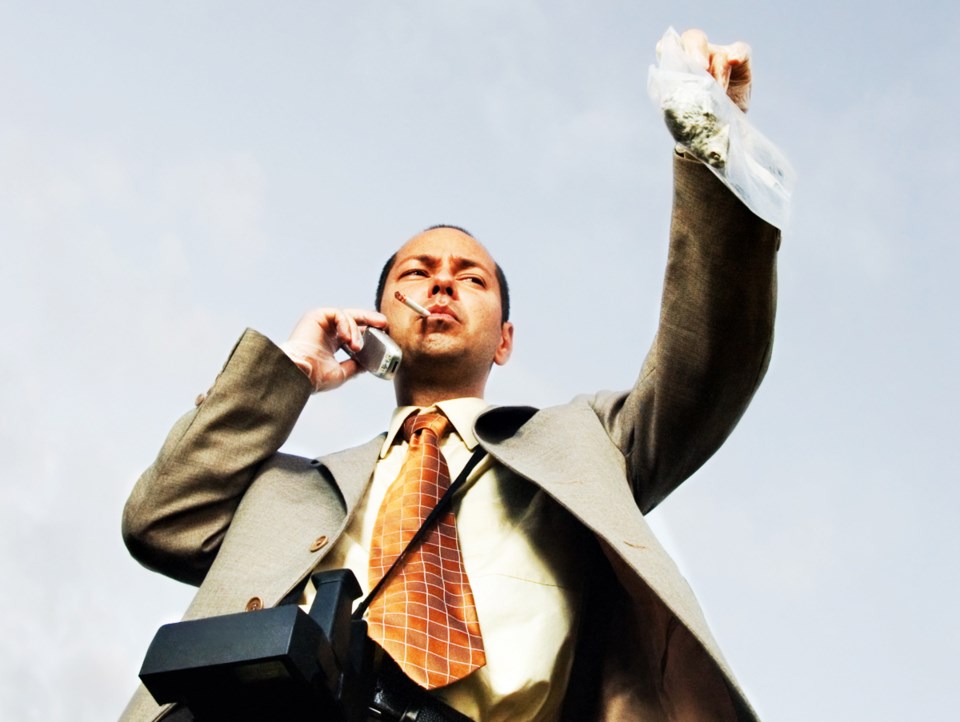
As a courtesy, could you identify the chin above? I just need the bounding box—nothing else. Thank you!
[407,345,465,366]
[407,341,489,374]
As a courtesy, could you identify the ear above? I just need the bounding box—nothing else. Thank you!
[493,322,514,366]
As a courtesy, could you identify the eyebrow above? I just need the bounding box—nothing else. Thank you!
[398,254,490,274]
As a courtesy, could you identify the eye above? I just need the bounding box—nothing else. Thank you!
[461,275,486,287]
[399,268,428,278]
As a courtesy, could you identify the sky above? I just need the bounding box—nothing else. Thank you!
[1,1,958,720]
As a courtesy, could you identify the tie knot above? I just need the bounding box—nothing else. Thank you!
[403,410,449,443]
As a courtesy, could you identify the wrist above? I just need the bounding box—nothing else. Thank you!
[279,340,321,388]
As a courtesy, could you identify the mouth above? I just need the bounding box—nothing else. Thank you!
[425,304,458,322]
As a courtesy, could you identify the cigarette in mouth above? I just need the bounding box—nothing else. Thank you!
[394,291,430,317]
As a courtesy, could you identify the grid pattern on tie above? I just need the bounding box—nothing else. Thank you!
[367,411,486,689]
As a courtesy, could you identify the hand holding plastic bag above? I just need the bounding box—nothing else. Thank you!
[648,27,795,229]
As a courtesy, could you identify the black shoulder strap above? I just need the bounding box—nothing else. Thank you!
[352,447,487,621]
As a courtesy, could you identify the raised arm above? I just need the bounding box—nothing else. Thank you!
[590,154,779,512]
[589,30,782,512]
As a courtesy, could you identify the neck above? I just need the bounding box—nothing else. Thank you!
[394,374,487,407]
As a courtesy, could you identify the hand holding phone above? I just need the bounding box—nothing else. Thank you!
[281,308,391,391]
[343,327,402,380]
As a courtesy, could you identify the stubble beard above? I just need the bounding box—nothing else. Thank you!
[398,328,495,397]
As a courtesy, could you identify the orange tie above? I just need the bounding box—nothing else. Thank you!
[367,411,486,689]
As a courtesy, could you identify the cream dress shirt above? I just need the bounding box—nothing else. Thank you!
[304,398,586,721]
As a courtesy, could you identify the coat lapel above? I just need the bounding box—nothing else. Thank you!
[475,403,664,550]
[475,403,725,663]
[183,436,385,619]
[314,434,386,515]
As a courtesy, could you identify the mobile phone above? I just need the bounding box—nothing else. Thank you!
[344,327,401,380]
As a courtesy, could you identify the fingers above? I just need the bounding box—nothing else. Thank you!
[334,308,389,352]
[680,28,710,70]
[282,307,388,392]
[723,40,751,66]
[718,40,752,112]
[678,28,753,112]
[339,356,362,376]
[332,311,363,353]
[708,48,732,90]
[320,356,364,389]
[343,309,389,331]
[287,307,386,352]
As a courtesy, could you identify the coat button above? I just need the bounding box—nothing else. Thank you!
[194,393,206,406]
[244,597,263,612]
[309,535,328,553]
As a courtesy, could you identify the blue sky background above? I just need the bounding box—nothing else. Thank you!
[1,2,958,720]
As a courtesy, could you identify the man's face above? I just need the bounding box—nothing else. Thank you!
[381,228,513,379]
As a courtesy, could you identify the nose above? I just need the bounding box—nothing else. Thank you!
[429,270,456,299]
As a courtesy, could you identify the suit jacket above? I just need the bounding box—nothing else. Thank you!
[120,157,780,721]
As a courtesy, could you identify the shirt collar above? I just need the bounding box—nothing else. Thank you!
[379,397,490,458]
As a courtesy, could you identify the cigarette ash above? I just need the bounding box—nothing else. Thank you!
[662,83,730,169]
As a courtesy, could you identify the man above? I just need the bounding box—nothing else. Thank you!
[122,29,781,721]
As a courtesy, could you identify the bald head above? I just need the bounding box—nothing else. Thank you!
[375,226,510,322]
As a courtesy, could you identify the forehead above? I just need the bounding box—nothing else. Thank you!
[393,228,497,272]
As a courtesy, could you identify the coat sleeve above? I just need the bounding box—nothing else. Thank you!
[587,154,781,513]
[122,329,314,585]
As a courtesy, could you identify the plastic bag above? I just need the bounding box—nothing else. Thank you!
[647,27,795,229]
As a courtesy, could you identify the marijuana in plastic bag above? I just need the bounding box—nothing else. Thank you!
[662,82,729,169]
